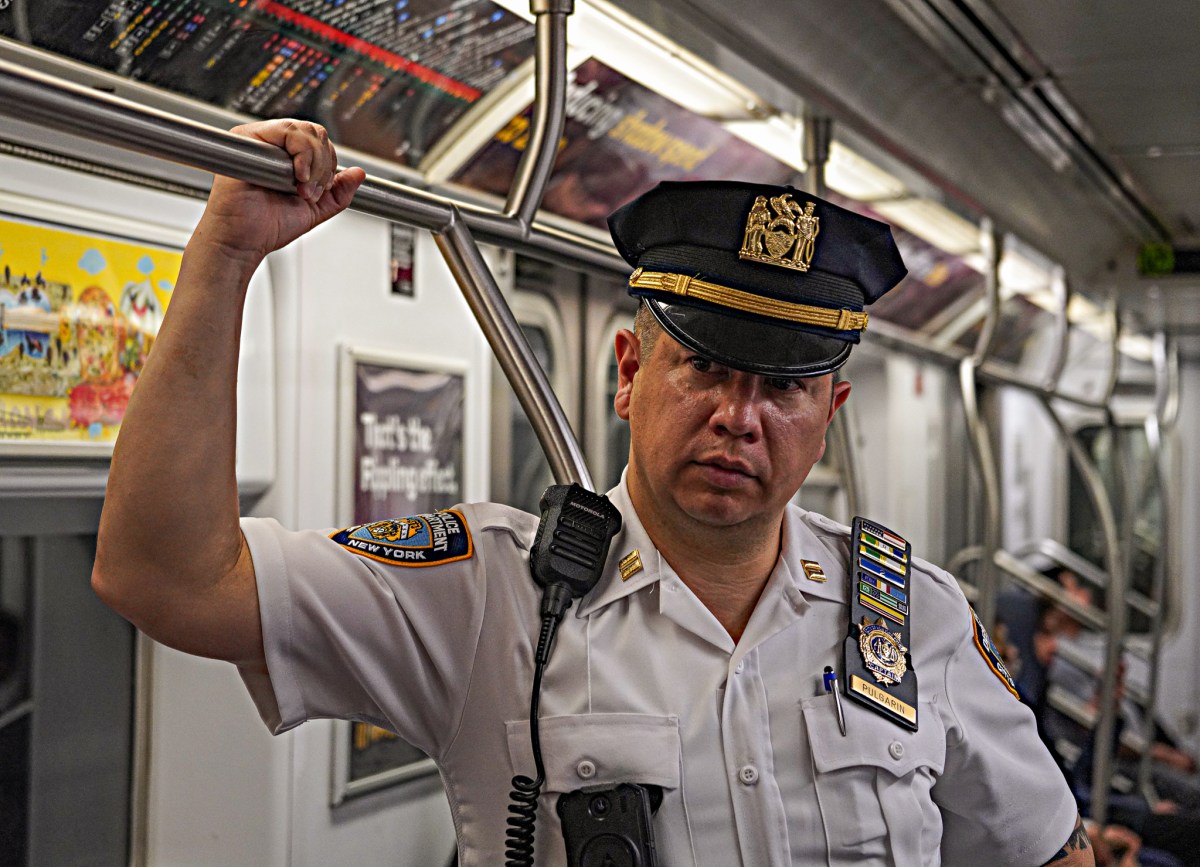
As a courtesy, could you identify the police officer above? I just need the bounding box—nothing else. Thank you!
[93,120,1095,866]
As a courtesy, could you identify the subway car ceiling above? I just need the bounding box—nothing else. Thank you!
[1,0,1197,356]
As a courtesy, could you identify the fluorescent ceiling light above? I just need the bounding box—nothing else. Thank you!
[825,142,907,201]
[998,249,1052,297]
[489,0,770,119]
[722,115,804,172]
[873,198,982,258]
[825,142,984,260]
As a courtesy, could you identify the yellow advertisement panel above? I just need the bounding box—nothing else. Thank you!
[0,214,180,444]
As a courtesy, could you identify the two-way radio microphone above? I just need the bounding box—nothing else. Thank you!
[504,484,622,867]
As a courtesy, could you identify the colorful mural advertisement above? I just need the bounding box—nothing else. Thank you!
[0,214,179,446]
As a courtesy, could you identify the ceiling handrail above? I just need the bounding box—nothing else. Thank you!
[0,45,598,490]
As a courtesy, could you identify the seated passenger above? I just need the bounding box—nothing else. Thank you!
[1000,580,1198,866]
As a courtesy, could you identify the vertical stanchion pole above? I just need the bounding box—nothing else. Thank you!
[963,221,1002,629]
[1136,326,1177,801]
[804,111,862,519]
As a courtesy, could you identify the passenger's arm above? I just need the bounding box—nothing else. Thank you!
[1042,815,1096,866]
[92,120,365,670]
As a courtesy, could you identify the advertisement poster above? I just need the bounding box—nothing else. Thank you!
[333,349,465,803]
[454,57,798,228]
[1,0,533,168]
[350,355,464,523]
[0,214,179,449]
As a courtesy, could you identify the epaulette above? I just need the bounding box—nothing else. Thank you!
[842,517,918,731]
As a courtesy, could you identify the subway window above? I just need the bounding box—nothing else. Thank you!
[489,288,573,513]
[1067,423,1166,631]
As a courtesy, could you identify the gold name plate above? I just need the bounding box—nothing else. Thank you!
[849,674,917,724]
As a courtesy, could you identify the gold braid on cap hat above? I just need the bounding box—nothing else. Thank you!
[628,268,869,333]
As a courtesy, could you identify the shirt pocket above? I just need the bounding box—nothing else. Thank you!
[505,712,682,794]
[506,713,691,866]
[802,694,945,859]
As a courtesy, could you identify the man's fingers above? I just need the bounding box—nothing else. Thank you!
[228,119,340,200]
[316,167,366,218]
[286,120,334,198]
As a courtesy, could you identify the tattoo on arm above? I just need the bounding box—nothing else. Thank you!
[1046,815,1091,863]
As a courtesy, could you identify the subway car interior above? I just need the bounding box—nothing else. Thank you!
[0,0,1198,863]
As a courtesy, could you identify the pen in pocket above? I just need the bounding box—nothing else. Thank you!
[823,665,847,736]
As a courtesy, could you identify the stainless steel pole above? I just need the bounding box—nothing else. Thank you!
[804,110,862,519]
[436,212,593,488]
[504,0,572,228]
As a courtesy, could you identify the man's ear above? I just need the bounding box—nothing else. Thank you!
[828,379,852,423]
[613,328,641,421]
[814,378,852,464]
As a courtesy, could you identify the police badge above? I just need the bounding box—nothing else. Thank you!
[738,193,820,272]
[858,617,908,686]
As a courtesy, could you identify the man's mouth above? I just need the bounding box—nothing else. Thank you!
[695,455,757,481]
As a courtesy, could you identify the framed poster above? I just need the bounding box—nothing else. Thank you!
[331,346,467,805]
[0,202,184,456]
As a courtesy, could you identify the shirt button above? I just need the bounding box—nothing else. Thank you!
[576,760,596,779]
[735,662,744,674]
[738,765,759,785]
[888,741,905,760]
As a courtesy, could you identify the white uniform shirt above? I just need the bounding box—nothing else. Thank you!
[239,477,1077,866]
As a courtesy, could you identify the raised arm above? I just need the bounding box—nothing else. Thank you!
[92,120,365,671]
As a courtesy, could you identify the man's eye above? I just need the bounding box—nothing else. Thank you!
[689,356,713,373]
[767,376,803,393]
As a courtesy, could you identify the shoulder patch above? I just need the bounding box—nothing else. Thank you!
[330,510,473,567]
[969,605,1020,699]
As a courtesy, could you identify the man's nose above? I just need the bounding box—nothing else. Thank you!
[709,376,764,440]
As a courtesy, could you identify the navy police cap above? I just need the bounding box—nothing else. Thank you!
[607,180,908,377]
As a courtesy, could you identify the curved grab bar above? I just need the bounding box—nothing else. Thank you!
[504,0,572,228]
[1101,286,1121,407]
[959,358,1002,628]
[1040,396,1127,826]
[803,111,863,519]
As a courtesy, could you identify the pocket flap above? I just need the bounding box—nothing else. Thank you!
[506,713,681,794]
[802,694,945,778]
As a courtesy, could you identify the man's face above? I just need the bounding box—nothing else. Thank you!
[613,326,851,540]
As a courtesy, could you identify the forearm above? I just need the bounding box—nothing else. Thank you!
[93,231,261,657]
[1043,815,1096,866]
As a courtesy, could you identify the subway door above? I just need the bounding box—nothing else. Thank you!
[0,492,130,866]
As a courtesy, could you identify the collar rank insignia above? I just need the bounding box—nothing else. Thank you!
[618,549,643,581]
[842,517,919,730]
[738,193,820,272]
[801,559,827,583]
